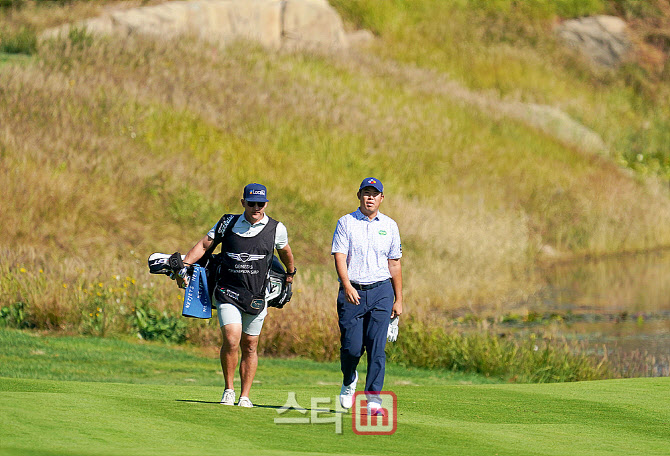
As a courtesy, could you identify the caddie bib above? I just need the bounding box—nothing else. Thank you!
[214,215,278,315]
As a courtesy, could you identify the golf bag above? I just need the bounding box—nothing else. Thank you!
[265,255,293,309]
[147,251,292,311]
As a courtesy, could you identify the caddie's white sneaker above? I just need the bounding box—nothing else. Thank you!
[339,371,358,409]
[220,389,235,405]
[237,396,253,408]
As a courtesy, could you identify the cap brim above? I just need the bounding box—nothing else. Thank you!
[359,185,383,193]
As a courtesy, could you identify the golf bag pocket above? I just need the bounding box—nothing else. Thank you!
[214,285,262,315]
[182,265,212,319]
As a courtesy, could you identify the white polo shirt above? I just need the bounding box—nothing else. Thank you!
[331,208,402,285]
[208,214,288,249]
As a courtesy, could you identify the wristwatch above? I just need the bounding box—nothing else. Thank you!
[286,267,297,276]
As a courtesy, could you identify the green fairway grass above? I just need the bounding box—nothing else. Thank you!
[2,376,668,456]
[1,329,668,456]
[0,329,495,386]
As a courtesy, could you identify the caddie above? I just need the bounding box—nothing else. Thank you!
[331,177,403,416]
[181,183,296,408]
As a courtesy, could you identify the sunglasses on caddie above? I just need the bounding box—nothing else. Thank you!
[246,201,266,208]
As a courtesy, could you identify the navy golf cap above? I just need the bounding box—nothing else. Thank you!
[359,177,383,193]
[243,183,269,202]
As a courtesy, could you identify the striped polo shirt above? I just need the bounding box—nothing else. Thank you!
[331,208,402,285]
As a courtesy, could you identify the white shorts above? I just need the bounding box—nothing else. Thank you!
[216,301,267,336]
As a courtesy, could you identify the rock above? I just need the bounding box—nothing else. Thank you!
[377,62,610,156]
[283,0,347,49]
[41,0,349,51]
[539,244,559,258]
[346,29,375,47]
[555,15,632,68]
[499,101,609,154]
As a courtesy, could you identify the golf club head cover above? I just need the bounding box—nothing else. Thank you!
[168,252,184,272]
[148,252,176,276]
[387,316,399,342]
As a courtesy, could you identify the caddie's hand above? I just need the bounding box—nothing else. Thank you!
[387,316,399,342]
[176,267,190,289]
[391,299,402,318]
[344,284,360,305]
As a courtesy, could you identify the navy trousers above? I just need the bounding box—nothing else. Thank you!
[337,280,394,400]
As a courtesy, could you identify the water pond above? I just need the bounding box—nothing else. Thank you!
[518,249,670,376]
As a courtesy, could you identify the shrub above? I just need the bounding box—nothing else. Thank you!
[0,26,36,55]
[80,295,108,337]
[67,26,93,49]
[0,301,33,329]
[386,319,612,382]
[131,306,188,344]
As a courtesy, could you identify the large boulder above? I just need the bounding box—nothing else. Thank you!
[42,0,349,50]
[555,15,632,68]
[283,0,347,49]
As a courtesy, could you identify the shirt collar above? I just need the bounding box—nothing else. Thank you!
[354,208,380,221]
[240,213,268,227]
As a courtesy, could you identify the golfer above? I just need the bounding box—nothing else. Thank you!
[331,177,403,416]
[182,183,296,408]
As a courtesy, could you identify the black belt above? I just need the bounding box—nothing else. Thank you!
[349,279,390,291]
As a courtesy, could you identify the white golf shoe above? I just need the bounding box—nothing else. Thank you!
[220,389,235,406]
[339,371,358,409]
[367,401,386,417]
[237,396,254,408]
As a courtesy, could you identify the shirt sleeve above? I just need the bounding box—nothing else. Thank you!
[331,216,349,255]
[389,220,402,259]
[275,222,288,250]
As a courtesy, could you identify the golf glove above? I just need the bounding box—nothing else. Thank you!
[387,316,399,342]
[177,267,190,288]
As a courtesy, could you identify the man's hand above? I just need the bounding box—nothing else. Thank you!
[334,253,360,305]
[387,316,399,342]
[343,284,360,305]
[391,298,402,318]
